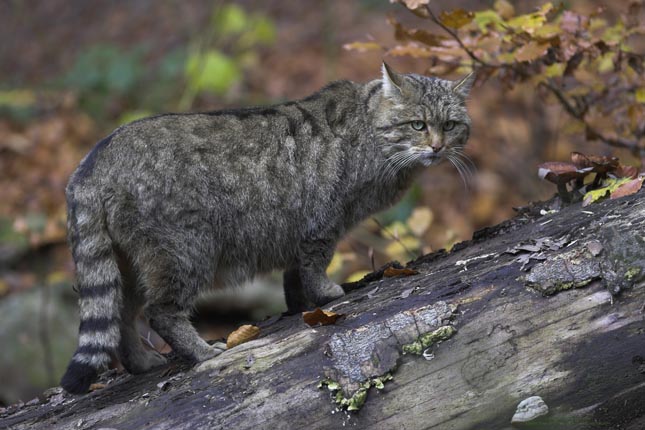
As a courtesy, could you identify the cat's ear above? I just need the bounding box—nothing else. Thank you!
[452,72,476,97]
[381,62,405,99]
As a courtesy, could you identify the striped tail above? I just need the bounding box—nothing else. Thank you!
[60,186,122,394]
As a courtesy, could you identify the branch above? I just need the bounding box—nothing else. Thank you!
[425,5,496,68]
[540,80,643,164]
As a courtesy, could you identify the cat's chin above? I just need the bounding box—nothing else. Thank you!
[419,154,442,167]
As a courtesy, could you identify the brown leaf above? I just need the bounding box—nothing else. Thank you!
[389,17,447,47]
[302,308,343,326]
[440,9,474,29]
[515,41,550,62]
[89,383,106,392]
[383,267,419,277]
[615,164,639,179]
[610,177,644,200]
[226,324,260,349]
[342,42,382,53]
[537,161,588,184]
[494,0,515,20]
[388,44,434,58]
[570,152,619,174]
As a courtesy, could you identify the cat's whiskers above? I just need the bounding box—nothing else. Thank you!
[446,147,476,190]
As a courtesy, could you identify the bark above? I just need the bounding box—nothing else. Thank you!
[2,192,645,430]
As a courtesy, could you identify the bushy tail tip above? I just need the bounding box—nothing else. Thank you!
[60,360,99,394]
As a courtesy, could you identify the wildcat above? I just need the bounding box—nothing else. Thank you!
[60,63,474,394]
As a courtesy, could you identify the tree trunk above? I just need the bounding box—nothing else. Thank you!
[2,192,645,430]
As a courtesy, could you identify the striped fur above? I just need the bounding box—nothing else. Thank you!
[60,63,474,393]
[60,184,122,394]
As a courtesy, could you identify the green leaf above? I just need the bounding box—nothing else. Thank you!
[583,177,632,206]
[185,50,241,95]
[250,15,276,44]
[118,110,153,125]
[473,10,504,32]
[213,4,248,36]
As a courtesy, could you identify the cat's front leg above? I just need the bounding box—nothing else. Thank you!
[297,238,345,306]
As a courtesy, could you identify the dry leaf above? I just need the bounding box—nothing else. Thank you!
[610,177,644,199]
[515,41,550,62]
[440,9,474,29]
[342,42,382,53]
[383,267,419,277]
[226,324,260,349]
[89,383,106,391]
[537,161,588,184]
[494,0,515,19]
[302,308,343,326]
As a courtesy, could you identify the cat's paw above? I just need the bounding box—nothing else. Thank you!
[311,283,345,306]
[123,348,168,374]
[193,343,225,362]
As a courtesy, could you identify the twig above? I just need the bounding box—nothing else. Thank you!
[371,217,418,260]
[540,80,642,161]
[425,5,495,68]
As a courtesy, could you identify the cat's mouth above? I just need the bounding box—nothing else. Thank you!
[419,151,443,166]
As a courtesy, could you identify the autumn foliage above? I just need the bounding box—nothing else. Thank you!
[349,0,645,165]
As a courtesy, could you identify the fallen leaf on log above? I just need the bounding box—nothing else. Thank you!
[302,308,343,326]
[226,325,260,349]
[88,383,106,392]
[383,267,419,277]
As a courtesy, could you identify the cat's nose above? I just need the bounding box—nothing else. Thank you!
[430,140,444,152]
[428,130,444,152]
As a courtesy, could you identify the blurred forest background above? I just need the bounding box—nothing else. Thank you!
[0,0,642,405]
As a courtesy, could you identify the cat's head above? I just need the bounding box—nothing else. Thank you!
[373,62,475,181]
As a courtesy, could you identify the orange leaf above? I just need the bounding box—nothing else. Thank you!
[226,324,260,349]
[383,267,419,277]
[610,177,644,199]
[302,308,343,326]
[89,383,106,391]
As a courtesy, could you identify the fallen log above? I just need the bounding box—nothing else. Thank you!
[2,191,644,430]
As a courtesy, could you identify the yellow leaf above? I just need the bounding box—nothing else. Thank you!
[326,252,346,276]
[583,177,632,206]
[342,42,382,53]
[596,52,615,73]
[474,10,504,32]
[636,88,645,103]
[385,236,420,260]
[494,0,515,19]
[440,9,474,29]
[545,63,566,77]
[407,207,433,236]
[345,270,371,283]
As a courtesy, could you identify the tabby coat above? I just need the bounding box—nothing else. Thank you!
[60,63,474,393]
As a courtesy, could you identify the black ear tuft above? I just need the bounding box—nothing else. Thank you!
[60,360,98,394]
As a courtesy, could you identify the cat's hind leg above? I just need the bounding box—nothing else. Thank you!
[142,242,224,363]
[117,255,167,374]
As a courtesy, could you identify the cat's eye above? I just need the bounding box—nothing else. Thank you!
[443,121,456,131]
[411,120,426,131]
